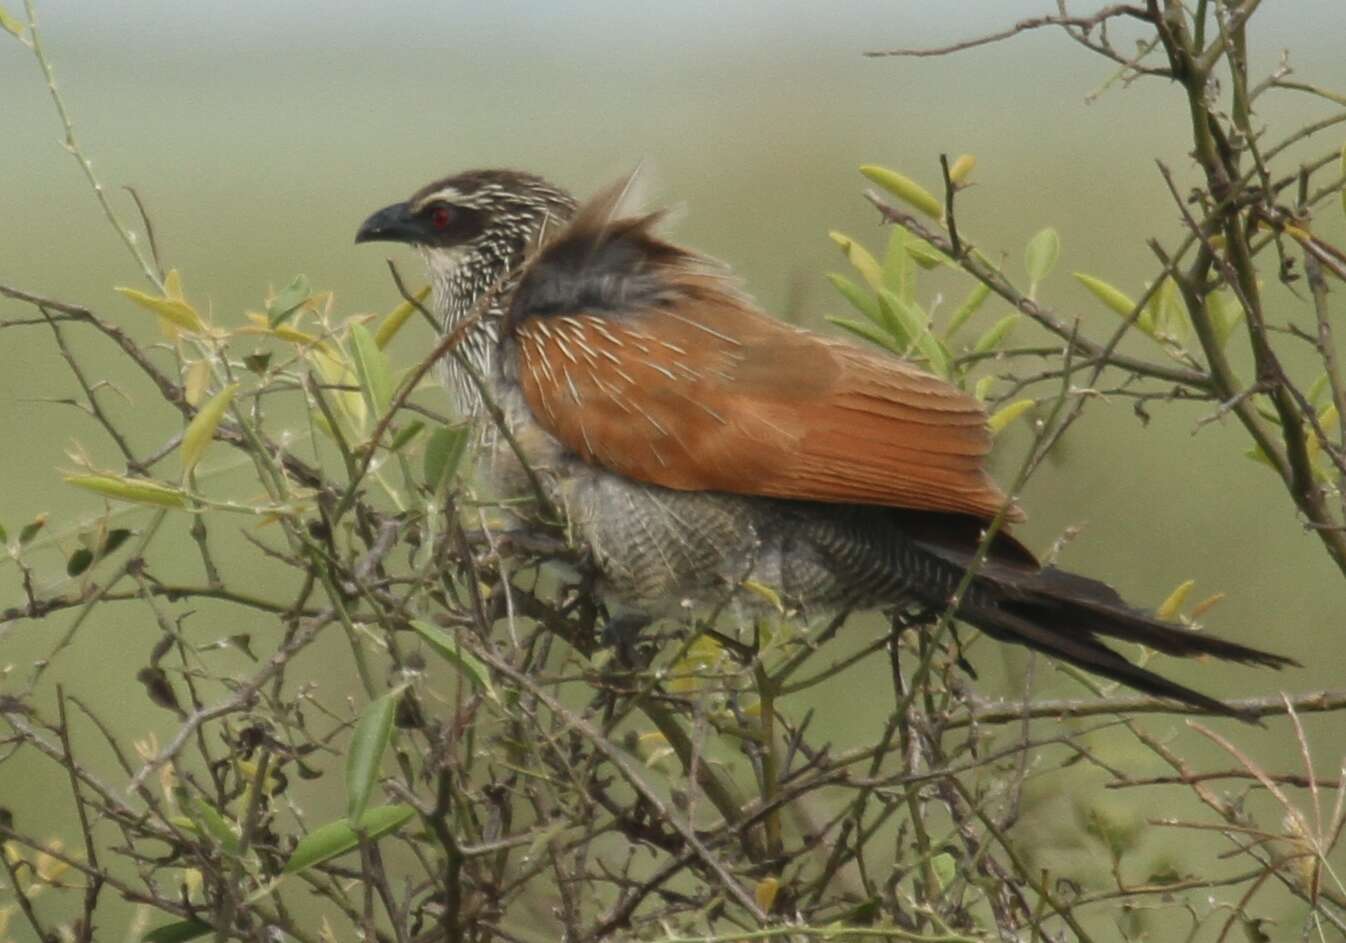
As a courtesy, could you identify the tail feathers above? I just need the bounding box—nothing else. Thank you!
[988,564,1298,670]
[961,602,1262,720]
[911,534,1297,720]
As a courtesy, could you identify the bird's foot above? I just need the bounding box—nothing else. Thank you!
[602,611,654,668]
[892,605,979,680]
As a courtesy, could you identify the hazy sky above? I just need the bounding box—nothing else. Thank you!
[31,1,1346,56]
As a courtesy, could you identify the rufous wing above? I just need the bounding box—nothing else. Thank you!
[511,288,1022,522]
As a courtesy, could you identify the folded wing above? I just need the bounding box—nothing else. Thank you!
[505,179,1022,522]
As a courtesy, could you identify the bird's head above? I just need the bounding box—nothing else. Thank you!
[355,169,576,285]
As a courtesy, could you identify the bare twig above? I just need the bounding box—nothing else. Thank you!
[951,688,1346,729]
[865,5,1149,59]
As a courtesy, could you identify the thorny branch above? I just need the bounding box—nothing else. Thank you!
[863,4,1151,60]
[4,3,1346,942]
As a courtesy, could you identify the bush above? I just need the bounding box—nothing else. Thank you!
[2,4,1345,942]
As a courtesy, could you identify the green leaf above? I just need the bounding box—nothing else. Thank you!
[114,286,205,334]
[828,231,884,290]
[423,425,470,491]
[825,316,904,355]
[824,273,882,325]
[282,804,416,875]
[738,579,783,614]
[1078,800,1142,862]
[18,514,46,545]
[1319,401,1339,428]
[945,281,991,340]
[102,527,134,555]
[754,875,781,912]
[971,314,1021,356]
[410,620,497,701]
[948,154,976,184]
[859,165,942,218]
[988,398,1035,435]
[904,237,954,270]
[0,5,26,39]
[375,285,431,348]
[1308,373,1332,411]
[1204,290,1244,349]
[313,347,367,431]
[1146,276,1189,342]
[266,274,311,328]
[1024,227,1060,293]
[142,919,212,943]
[1245,443,1276,469]
[1074,273,1137,319]
[915,332,952,378]
[183,359,212,406]
[931,852,957,890]
[689,633,730,668]
[1155,578,1195,621]
[66,475,187,509]
[181,383,238,478]
[879,226,911,297]
[173,787,241,856]
[349,323,393,417]
[66,548,94,577]
[877,290,950,376]
[389,420,426,453]
[346,692,397,825]
[0,521,7,543]
[876,289,922,350]
[1145,858,1190,887]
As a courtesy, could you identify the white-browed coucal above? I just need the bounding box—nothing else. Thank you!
[356,169,1295,718]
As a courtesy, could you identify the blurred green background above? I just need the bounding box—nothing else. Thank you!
[2,2,1345,939]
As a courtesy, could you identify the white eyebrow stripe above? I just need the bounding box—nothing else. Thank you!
[410,187,463,212]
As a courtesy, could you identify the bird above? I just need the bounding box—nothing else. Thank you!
[356,168,1295,719]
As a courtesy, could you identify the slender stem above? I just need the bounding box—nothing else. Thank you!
[1306,253,1346,519]
[752,649,782,859]
[22,0,162,290]
[653,927,980,943]
[465,637,769,923]
[55,687,102,943]
[947,777,1096,942]
[945,688,1345,729]
[863,193,1211,390]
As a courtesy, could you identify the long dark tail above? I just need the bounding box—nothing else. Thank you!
[895,512,1298,721]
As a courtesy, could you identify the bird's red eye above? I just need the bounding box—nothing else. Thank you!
[430,206,453,229]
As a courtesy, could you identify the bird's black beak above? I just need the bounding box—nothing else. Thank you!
[355,201,420,245]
